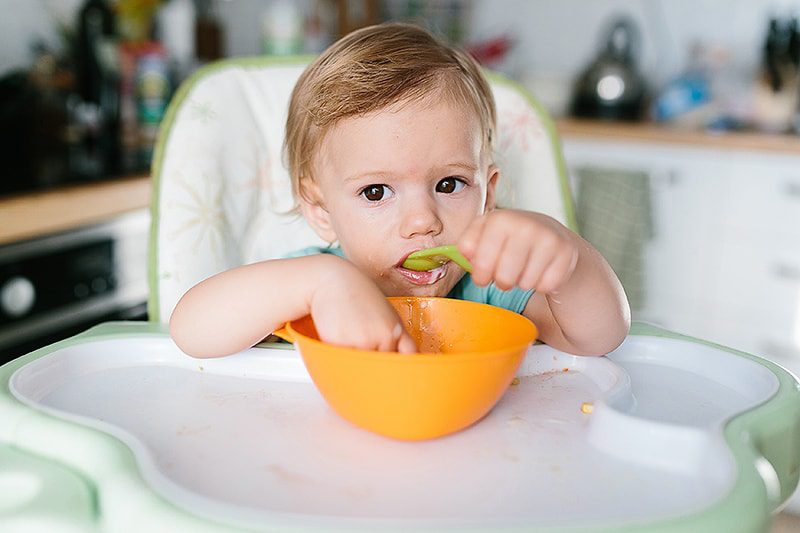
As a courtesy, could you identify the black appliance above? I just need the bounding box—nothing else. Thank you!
[0,210,149,364]
[571,17,647,121]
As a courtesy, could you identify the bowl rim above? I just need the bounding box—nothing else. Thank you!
[285,296,539,360]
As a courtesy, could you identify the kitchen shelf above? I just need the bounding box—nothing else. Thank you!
[0,175,151,246]
[557,118,800,155]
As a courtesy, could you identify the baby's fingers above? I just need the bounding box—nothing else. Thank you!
[469,226,507,287]
[493,237,532,291]
[537,248,579,294]
[397,330,418,354]
[457,214,489,259]
[519,244,554,292]
[375,323,418,354]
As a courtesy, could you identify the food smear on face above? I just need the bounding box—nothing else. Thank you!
[396,263,447,285]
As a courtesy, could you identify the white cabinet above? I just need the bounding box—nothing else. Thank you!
[562,137,800,366]
[711,156,800,361]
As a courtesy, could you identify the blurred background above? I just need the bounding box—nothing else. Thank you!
[3,0,800,369]
[0,3,799,521]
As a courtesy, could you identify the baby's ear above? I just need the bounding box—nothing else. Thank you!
[298,180,338,243]
[484,165,500,212]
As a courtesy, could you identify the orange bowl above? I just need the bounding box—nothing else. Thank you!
[275,297,538,440]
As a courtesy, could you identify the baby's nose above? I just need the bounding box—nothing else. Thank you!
[399,196,443,238]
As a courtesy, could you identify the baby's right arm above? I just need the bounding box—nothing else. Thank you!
[169,254,416,358]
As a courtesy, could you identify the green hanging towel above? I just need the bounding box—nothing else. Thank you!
[574,166,653,312]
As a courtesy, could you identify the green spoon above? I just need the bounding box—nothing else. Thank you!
[402,245,473,273]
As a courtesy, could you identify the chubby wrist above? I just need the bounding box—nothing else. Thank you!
[310,252,356,279]
[306,252,362,302]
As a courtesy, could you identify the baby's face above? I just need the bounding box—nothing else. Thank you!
[305,96,496,297]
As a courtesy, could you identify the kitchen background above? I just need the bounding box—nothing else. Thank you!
[1,0,800,526]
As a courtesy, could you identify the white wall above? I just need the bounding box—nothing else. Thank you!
[217,0,800,87]
[213,0,800,88]
[0,0,81,75]
[468,0,800,85]
[3,0,800,86]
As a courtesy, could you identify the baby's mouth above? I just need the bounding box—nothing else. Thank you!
[395,262,448,285]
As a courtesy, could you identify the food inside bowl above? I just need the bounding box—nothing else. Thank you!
[274,297,538,440]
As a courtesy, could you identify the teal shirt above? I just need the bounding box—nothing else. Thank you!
[286,246,535,314]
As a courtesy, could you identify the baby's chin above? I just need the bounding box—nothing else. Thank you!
[399,284,453,298]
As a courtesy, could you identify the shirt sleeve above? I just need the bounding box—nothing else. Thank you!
[448,274,534,314]
[283,246,345,259]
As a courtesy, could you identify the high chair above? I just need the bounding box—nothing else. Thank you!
[146,57,576,323]
[0,58,798,532]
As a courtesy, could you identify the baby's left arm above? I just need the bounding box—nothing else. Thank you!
[458,209,630,356]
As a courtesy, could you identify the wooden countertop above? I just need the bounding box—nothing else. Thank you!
[0,175,151,246]
[557,118,800,155]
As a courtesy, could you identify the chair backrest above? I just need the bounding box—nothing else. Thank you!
[148,57,576,323]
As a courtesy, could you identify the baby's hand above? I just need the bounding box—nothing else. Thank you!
[458,209,580,293]
[309,260,417,353]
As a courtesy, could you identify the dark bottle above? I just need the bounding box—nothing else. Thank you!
[75,0,120,177]
[195,0,223,62]
[788,17,800,68]
[789,18,800,133]
[76,0,114,103]
[763,18,783,92]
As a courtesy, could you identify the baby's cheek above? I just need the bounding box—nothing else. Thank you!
[347,253,391,291]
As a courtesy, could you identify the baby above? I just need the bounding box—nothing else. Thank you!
[170,23,630,358]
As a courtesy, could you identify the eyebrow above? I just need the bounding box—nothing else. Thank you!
[343,171,391,183]
[445,161,479,172]
[343,162,478,182]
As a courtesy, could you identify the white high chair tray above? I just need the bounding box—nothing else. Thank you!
[2,322,799,532]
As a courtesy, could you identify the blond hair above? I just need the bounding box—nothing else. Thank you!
[284,22,496,206]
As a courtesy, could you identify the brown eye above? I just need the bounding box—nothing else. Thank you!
[361,184,392,202]
[436,177,466,194]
